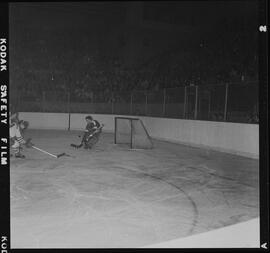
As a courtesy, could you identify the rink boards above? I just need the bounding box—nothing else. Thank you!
[19,112,259,159]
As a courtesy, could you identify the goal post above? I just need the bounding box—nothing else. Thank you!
[114,117,153,149]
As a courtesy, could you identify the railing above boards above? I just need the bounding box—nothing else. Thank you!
[12,83,259,124]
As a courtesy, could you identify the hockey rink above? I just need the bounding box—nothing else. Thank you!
[10,129,259,248]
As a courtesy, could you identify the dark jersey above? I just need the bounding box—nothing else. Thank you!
[85,120,100,134]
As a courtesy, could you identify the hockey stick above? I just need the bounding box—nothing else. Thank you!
[32,146,58,158]
[70,143,83,148]
[57,152,75,158]
[32,146,73,158]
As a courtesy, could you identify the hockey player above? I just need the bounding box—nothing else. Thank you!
[9,110,19,127]
[71,115,103,149]
[10,119,32,158]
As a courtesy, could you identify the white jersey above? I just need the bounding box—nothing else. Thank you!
[10,123,22,138]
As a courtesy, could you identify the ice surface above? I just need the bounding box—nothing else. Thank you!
[10,130,259,248]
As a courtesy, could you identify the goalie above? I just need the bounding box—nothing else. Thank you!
[71,115,103,149]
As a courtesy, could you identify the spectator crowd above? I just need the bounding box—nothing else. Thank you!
[11,18,258,115]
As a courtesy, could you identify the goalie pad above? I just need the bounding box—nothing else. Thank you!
[71,124,103,149]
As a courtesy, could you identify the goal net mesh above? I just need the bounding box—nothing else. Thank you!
[115,117,153,149]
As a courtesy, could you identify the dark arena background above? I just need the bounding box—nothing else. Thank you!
[6,1,264,249]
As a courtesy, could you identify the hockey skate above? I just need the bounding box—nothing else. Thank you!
[15,152,25,159]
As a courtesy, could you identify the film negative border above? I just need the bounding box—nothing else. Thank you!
[0,2,10,253]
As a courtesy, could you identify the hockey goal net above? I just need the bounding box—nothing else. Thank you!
[114,117,153,149]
